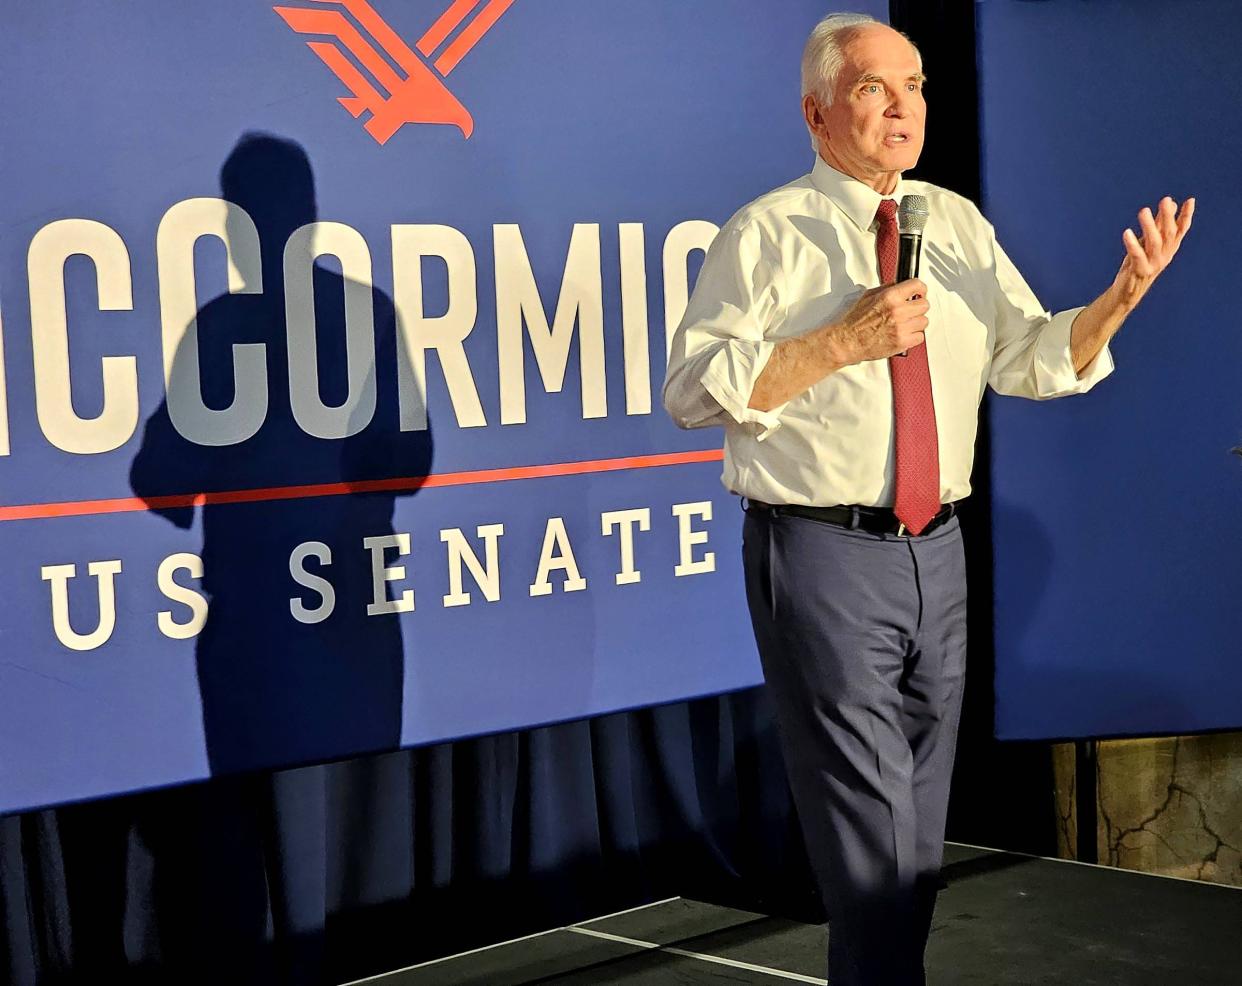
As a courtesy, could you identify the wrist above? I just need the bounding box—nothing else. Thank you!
[819,321,856,370]
[1108,274,1147,314]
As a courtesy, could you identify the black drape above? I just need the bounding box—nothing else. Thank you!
[1,688,822,985]
[888,0,1060,853]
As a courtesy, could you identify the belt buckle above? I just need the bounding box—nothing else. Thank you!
[895,521,908,538]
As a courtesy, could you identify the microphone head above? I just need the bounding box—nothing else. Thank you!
[898,194,929,235]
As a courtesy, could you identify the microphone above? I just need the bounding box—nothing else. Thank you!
[895,193,929,357]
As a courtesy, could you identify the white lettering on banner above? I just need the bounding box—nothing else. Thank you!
[495,223,606,425]
[41,559,123,651]
[672,501,716,577]
[601,507,651,585]
[31,501,720,649]
[528,517,587,596]
[156,552,208,640]
[284,222,377,439]
[441,523,504,607]
[364,532,415,615]
[28,220,138,454]
[156,198,268,447]
[14,207,723,453]
[392,224,486,431]
[618,223,650,416]
[661,220,719,360]
[0,306,12,455]
[289,540,336,624]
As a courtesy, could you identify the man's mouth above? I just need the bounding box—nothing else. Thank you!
[884,133,910,145]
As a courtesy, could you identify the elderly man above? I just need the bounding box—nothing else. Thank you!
[663,11,1192,985]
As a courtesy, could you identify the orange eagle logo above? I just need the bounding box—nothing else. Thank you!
[274,0,517,144]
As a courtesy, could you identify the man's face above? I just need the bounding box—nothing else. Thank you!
[807,25,926,189]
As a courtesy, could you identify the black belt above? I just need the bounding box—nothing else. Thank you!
[745,500,958,537]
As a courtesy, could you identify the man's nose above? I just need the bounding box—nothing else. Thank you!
[886,92,915,117]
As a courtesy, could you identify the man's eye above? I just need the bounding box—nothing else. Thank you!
[864,84,881,94]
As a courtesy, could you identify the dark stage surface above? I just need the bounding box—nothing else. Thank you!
[350,842,1242,985]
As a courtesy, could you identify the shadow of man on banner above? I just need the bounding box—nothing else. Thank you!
[130,132,433,776]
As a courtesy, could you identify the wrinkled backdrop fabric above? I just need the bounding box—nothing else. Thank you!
[1,686,818,985]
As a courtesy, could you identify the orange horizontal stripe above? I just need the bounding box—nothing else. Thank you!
[0,449,724,523]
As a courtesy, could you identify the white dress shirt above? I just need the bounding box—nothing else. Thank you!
[662,155,1114,507]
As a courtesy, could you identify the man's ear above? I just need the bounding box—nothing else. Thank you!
[802,92,826,139]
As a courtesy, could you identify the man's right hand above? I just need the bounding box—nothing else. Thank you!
[747,278,931,412]
[826,279,930,365]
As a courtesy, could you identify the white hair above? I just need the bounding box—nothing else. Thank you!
[800,12,922,148]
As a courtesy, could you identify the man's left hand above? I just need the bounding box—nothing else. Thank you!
[1070,195,1195,374]
[1114,196,1195,309]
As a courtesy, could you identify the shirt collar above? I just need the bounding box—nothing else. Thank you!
[809,154,905,231]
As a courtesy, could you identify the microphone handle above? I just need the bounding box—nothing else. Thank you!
[897,233,922,284]
[895,232,923,357]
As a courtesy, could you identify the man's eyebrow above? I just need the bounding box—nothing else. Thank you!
[853,71,928,85]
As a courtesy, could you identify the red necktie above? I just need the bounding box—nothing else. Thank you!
[875,198,941,535]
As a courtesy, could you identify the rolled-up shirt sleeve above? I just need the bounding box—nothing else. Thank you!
[662,222,789,439]
[986,229,1114,399]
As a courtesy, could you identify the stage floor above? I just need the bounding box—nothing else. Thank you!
[344,841,1242,985]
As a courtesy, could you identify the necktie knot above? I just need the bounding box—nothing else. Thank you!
[875,198,898,229]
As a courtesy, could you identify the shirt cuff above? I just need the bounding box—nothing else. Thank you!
[1033,306,1115,397]
[700,338,789,440]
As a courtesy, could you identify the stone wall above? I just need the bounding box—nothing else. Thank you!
[1052,733,1242,887]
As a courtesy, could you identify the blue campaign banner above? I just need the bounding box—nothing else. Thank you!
[0,0,879,814]
[979,0,1241,740]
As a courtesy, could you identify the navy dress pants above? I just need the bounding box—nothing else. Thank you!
[742,507,968,986]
